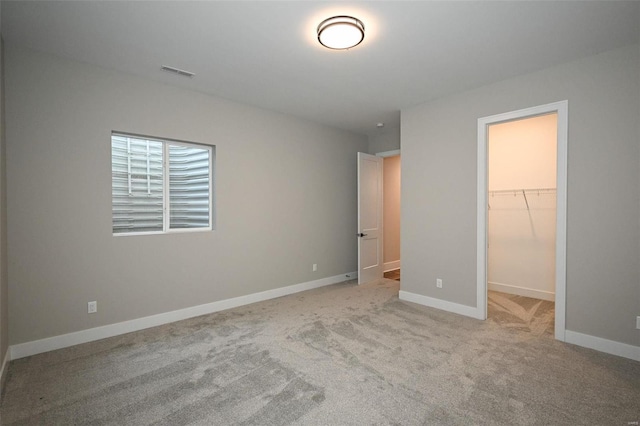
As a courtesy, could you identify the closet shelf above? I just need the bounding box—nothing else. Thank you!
[488,187,556,195]
[488,187,556,210]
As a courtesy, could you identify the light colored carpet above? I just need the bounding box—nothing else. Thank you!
[1,279,639,425]
[488,290,555,336]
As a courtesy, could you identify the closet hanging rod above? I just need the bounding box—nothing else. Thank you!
[487,188,555,210]
[488,187,556,195]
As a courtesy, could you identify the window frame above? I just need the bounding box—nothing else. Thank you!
[111,132,215,237]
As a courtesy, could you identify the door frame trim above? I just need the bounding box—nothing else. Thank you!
[476,100,568,341]
[376,149,401,158]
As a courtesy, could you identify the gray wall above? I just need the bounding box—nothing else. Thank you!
[368,126,400,155]
[5,46,367,345]
[402,44,640,346]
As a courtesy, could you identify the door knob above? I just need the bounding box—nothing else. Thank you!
[357,233,367,237]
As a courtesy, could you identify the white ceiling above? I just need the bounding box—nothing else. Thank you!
[2,1,639,137]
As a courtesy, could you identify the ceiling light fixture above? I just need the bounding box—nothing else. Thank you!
[317,16,365,50]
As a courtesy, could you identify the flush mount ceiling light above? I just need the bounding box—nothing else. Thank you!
[317,16,365,50]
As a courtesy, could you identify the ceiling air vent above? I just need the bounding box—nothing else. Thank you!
[161,65,195,78]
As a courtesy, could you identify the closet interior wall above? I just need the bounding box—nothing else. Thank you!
[383,155,401,272]
[488,113,557,301]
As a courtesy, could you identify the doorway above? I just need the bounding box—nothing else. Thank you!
[477,101,568,341]
[487,113,557,335]
[382,154,401,281]
[357,150,401,284]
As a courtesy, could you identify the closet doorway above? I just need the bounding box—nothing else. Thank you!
[477,101,568,341]
[488,114,557,336]
[380,151,401,282]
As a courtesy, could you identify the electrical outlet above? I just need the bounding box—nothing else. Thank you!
[312,264,317,272]
[88,301,97,314]
[436,278,443,288]
[636,316,640,330]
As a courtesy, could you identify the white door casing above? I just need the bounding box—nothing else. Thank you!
[477,100,568,341]
[358,152,384,284]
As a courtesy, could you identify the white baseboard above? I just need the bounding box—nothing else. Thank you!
[399,290,482,320]
[13,274,636,364]
[344,272,358,280]
[399,291,640,362]
[10,272,357,360]
[383,260,400,272]
[488,281,555,302]
[564,330,640,362]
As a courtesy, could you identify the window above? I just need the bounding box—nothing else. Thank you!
[111,133,214,235]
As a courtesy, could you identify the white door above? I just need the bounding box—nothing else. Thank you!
[357,152,383,284]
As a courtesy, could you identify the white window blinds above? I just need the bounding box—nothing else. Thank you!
[111,133,213,235]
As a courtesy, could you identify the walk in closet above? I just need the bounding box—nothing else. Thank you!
[487,113,557,302]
